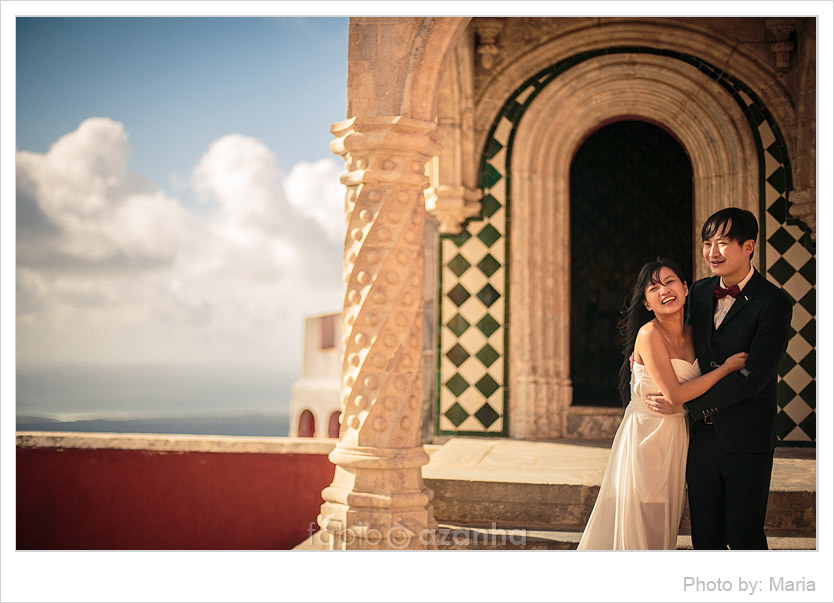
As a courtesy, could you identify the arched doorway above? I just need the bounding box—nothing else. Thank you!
[569,120,693,406]
[328,411,341,438]
[298,410,316,438]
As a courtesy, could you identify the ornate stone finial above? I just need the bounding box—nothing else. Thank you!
[474,18,504,70]
[766,18,797,71]
[425,185,482,234]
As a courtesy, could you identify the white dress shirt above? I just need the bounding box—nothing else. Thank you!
[714,264,755,328]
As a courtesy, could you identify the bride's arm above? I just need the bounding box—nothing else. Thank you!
[635,323,745,408]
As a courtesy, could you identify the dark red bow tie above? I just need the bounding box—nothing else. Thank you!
[714,284,740,300]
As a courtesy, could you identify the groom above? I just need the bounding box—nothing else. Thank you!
[647,207,792,549]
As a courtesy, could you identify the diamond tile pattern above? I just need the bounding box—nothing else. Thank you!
[751,107,816,444]
[474,403,500,429]
[446,313,470,337]
[444,402,469,427]
[477,254,501,277]
[438,116,509,434]
[476,283,501,308]
[436,46,815,443]
[447,283,471,307]
[448,254,471,277]
[476,344,500,368]
[445,343,470,367]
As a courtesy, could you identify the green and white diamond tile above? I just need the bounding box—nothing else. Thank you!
[437,115,509,436]
[761,198,813,431]
[438,173,508,436]
[752,113,816,443]
[493,117,513,147]
[781,236,813,269]
[782,396,813,424]
[786,331,813,364]
[790,303,813,335]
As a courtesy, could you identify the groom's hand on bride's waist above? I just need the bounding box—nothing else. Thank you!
[645,394,684,415]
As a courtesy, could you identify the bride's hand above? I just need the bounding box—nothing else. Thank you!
[645,393,684,414]
[722,352,748,373]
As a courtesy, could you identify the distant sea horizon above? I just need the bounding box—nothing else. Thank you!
[17,411,291,438]
[16,361,296,437]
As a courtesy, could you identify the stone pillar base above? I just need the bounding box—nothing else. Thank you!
[318,444,437,550]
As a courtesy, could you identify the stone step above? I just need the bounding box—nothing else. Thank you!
[435,524,581,550]
[435,524,817,551]
[423,437,816,537]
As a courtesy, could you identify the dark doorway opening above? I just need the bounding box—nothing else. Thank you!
[328,411,341,438]
[570,120,693,406]
[298,409,316,437]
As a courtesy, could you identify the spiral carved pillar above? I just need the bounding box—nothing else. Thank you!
[317,116,442,550]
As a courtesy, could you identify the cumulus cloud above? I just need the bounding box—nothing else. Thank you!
[283,158,346,244]
[16,118,346,371]
[16,117,194,267]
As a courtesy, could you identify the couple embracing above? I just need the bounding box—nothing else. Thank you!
[578,207,793,550]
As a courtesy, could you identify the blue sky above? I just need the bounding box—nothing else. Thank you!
[17,17,348,205]
[13,16,351,420]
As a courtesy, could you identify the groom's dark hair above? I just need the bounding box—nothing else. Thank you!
[701,207,758,259]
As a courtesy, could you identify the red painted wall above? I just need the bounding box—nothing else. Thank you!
[17,447,335,550]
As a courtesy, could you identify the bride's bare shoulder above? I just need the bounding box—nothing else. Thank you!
[634,320,659,360]
[636,320,661,341]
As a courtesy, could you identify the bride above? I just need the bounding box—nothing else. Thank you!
[577,258,747,550]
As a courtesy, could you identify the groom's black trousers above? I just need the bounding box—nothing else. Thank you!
[686,420,774,550]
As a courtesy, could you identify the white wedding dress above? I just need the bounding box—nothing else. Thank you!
[577,358,700,550]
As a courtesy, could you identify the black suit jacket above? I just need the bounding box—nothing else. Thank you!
[683,269,793,453]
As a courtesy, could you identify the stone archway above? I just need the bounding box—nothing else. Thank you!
[471,20,796,170]
[507,52,758,440]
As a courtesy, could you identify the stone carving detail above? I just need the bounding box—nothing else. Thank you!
[318,116,442,549]
[766,18,797,71]
[474,18,504,70]
[425,185,482,234]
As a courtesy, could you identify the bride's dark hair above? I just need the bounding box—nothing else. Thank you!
[617,258,688,406]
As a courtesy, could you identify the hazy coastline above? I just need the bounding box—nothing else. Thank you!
[17,362,295,437]
[17,412,291,438]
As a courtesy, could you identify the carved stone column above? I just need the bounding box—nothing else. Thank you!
[317,116,442,550]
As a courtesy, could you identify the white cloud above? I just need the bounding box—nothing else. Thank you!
[283,158,346,244]
[16,119,345,373]
[16,117,194,265]
[193,133,283,220]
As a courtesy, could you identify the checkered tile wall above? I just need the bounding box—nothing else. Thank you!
[436,47,816,443]
[436,186,508,435]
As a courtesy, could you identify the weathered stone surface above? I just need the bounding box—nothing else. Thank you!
[422,438,816,536]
